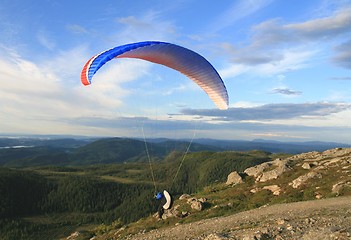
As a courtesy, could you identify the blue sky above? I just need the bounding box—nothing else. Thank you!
[1,0,351,143]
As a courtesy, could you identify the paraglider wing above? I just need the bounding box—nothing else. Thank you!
[81,41,229,110]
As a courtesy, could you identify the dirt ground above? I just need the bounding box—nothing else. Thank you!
[124,196,351,240]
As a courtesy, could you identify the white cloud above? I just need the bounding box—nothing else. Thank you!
[210,0,273,32]
[180,102,351,122]
[252,132,310,140]
[219,63,248,79]
[114,11,177,43]
[0,44,154,134]
[285,8,351,39]
[221,7,351,78]
[0,8,185,135]
[222,47,316,77]
[256,48,316,75]
[80,59,151,109]
[270,87,302,96]
[117,16,154,29]
[66,24,88,34]
[333,39,351,69]
[37,30,56,50]
[326,90,351,101]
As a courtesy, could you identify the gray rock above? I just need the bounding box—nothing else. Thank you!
[179,194,191,200]
[332,181,351,194]
[263,185,281,195]
[291,171,322,188]
[226,171,243,185]
[191,201,203,211]
[302,163,312,169]
[244,159,292,182]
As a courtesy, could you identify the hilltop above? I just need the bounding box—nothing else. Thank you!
[81,148,351,240]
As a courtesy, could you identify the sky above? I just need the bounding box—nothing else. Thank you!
[1,0,351,143]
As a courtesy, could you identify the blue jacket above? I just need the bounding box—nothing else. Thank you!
[155,192,163,200]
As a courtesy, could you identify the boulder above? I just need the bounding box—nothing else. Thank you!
[157,205,188,219]
[226,171,243,185]
[332,181,351,195]
[181,211,189,217]
[67,232,80,240]
[302,162,312,169]
[187,197,197,204]
[258,169,281,182]
[244,162,271,178]
[315,193,323,199]
[198,197,207,203]
[179,194,191,200]
[250,187,260,193]
[161,209,174,219]
[262,185,281,196]
[178,195,208,212]
[244,159,292,182]
[290,171,322,188]
[191,200,203,211]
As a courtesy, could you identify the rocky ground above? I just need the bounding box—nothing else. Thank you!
[68,148,351,240]
[125,196,351,240]
[121,148,351,240]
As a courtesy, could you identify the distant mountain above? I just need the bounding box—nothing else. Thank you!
[0,137,95,148]
[0,137,221,167]
[192,138,351,154]
[0,136,350,167]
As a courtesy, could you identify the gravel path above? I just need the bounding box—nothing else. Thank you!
[125,196,351,240]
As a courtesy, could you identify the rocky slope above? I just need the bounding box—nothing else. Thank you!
[126,196,351,240]
[66,148,351,240]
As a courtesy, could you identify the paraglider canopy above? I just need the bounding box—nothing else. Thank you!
[81,41,229,110]
[162,190,172,210]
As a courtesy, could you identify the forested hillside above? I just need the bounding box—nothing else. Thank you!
[0,138,221,167]
[0,150,273,240]
[1,137,349,167]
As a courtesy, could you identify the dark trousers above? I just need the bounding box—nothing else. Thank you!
[157,198,166,218]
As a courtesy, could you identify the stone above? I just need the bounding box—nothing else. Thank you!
[244,162,272,177]
[244,159,292,183]
[179,194,191,200]
[67,232,80,240]
[291,171,322,188]
[262,185,281,195]
[302,162,312,169]
[332,181,351,194]
[315,193,323,199]
[277,218,286,225]
[187,197,197,204]
[191,201,203,211]
[226,171,243,185]
[250,187,260,193]
[204,233,228,240]
[198,197,207,203]
[181,211,189,217]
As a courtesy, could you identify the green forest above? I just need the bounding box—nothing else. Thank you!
[0,150,274,240]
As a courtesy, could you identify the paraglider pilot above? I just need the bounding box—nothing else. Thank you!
[155,192,166,219]
[155,190,173,219]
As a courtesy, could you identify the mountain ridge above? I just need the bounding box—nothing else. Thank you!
[1,136,350,167]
